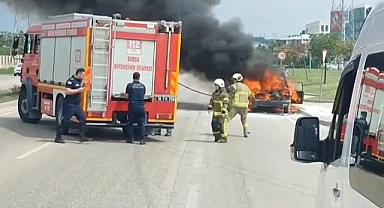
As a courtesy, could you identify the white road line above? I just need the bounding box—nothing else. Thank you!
[185,184,201,208]
[193,149,204,167]
[0,111,17,117]
[16,142,51,159]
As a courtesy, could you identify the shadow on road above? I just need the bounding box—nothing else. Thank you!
[198,133,245,138]
[177,102,207,111]
[183,139,216,143]
[147,140,317,197]
[0,117,163,143]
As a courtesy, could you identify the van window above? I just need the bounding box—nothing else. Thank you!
[349,51,384,207]
[322,57,359,163]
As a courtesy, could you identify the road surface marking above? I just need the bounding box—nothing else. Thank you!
[0,111,17,117]
[185,184,200,208]
[16,142,51,159]
[193,149,204,167]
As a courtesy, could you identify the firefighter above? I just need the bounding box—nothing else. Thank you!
[208,78,229,143]
[124,72,146,145]
[227,73,253,137]
[55,68,88,143]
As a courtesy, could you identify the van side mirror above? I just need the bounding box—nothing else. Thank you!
[290,117,320,163]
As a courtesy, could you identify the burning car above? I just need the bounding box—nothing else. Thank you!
[243,70,304,113]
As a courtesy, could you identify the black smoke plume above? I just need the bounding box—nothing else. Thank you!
[2,0,257,80]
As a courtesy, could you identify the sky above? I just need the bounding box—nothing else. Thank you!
[0,0,380,38]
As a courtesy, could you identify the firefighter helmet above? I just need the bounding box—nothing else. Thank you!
[232,73,243,81]
[214,78,225,88]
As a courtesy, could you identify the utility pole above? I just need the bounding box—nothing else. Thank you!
[10,9,20,64]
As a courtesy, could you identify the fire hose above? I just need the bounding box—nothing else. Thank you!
[178,82,255,112]
[178,82,211,96]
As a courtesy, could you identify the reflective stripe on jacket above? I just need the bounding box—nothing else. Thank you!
[230,82,252,108]
[208,90,229,116]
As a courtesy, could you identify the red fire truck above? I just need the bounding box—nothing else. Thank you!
[340,67,384,161]
[11,12,182,135]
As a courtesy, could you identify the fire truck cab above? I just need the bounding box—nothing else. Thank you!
[11,12,182,136]
[289,2,384,208]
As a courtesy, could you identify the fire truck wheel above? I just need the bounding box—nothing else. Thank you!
[55,96,64,126]
[17,88,41,123]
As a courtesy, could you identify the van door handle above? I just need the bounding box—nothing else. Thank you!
[333,183,341,198]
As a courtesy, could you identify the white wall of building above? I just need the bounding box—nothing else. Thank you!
[305,21,330,34]
[275,34,310,45]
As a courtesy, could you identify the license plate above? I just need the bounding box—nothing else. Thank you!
[155,96,175,102]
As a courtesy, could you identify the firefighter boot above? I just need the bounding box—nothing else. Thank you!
[54,135,65,144]
[214,135,221,142]
[139,136,146,145]
[243,127,250,138]
[165,129,172,136]
[79,133,91,143]
[126,137,134,143]
[220,137,228,143]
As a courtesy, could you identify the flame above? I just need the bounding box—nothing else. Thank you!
[244,70,301,113]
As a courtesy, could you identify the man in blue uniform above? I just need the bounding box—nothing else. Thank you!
[55,68,88,144]
[124,72,146,145]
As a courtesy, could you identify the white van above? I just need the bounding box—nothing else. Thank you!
[290,2,384,208]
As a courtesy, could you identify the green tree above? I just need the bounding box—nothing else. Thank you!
[309,33,341,84]
[0,31,25,56]
[334,40,354,68]
[273,44,299,66]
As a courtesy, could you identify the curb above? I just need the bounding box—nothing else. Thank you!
[0,100,17,107]
[297,107,332,126]
[0,90,12,95]
[303,99,334,103]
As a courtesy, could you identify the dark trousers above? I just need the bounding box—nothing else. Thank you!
[125,105,146,140]
[56,104,86,137]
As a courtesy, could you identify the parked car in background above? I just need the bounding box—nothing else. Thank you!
[325,63,339,70]
[13,63,22,76]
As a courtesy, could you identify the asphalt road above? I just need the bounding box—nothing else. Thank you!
[0,99,329,208]
[0,74,330,207]
[0,74,20,93]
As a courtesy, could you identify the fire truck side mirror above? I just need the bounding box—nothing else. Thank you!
[12,36,19,54]
[290,117,320,163]
[12,37,19,48]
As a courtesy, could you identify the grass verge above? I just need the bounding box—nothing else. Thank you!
[288,68,340,101]
[0,92,18,103]
[0,67,13,75]
[0,85,20,103]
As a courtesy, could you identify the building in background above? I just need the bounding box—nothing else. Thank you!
[275,34,310,45]
[330,1,371,40]
[305,21,330,34]
[344,4,371,39]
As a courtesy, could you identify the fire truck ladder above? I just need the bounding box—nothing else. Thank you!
[88,17,112,111]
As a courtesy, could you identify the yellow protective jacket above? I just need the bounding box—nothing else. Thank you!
[208,89,229,117]
[228,82,253,108]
